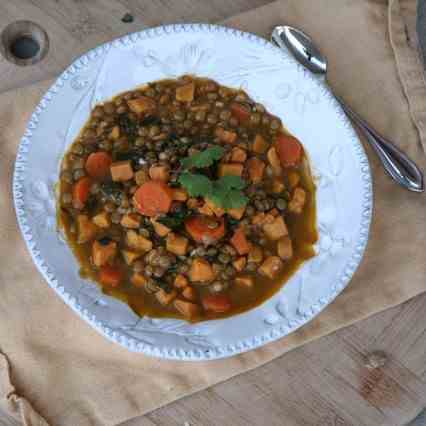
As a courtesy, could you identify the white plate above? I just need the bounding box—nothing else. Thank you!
[13,24,372,360]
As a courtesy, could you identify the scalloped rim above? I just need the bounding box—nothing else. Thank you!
[12,23,373,360]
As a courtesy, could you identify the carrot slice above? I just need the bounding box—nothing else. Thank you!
[185,216,225,244]
[230,227,251,255]
[230,102,250,122]
[275,133,303,167]
[85,152,112,179]
[202,294,232,313]
[99,265,123,287]
[134,180,173,217]
[72,177,91,209]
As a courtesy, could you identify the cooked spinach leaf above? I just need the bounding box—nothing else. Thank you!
[114,149,145,168]
[118,114,137,138]
[157,205,190,229]
[100,182,125,204]
[140,115,161,126]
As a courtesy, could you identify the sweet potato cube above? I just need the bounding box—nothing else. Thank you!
[174,299,201,320]
[166,232,189,256]
[233,256,247,272]
[277,236,293,260]
[121,213,141,229]
[131,272,146,287]
[288,187,306,214]
[156,289,177,306]
[258,256,283,279]
[252,134,268,153]
[109,126,120,140]
[198,202,214,216]
[92,240,117,267]
[252,212,266,226]
[122,250,142,265]
[218,163,243,177]
[263,216,288,240]
[77,215,98,243]
[110,160,134,182]
[174,274,189,289]
[151,219,171,237]
[227,206,245,220]
[176,82,195,102]
[287,171,300,189]
[134,169,149,186]
[248,245,263,264]
[252,212,274,226]
[235,275,254,288]
[182,286,197,302]
[126,230,153,252]
[205,198,225,217]
[189,258,215,283]
[271,178,285,194]
[172,188,188,201]
[247,157,265,183]
[230,147,247,163]
[264,214,275,224]
[267,147,282,175]
[215,127,237,144]
[230,228,251,255]
[127,96,156,113]
[187,198,200,209]
[92,211,110,229]
[149,165,170,182]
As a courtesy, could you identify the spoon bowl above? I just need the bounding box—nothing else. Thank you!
[272,26,327,75]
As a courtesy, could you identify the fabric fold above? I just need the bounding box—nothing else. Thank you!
[0,354,48,426]
[389,0,426,151]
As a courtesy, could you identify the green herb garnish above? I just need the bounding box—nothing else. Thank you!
[178,172,213,197]
[210,175,248,209]
[118,113,137,139]
[215,175,246,191]
[178,172,248,209]
[181,146,224,169]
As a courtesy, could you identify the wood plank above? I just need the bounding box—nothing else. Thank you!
[0,0,271,92]
[123,296,426,426]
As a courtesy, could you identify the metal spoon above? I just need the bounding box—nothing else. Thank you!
[271,25,424,193]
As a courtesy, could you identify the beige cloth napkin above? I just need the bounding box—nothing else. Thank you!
[0,0,425,425]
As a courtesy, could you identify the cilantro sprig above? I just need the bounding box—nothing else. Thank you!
[178,172,212,197]
[181,146,225,169]
[178,145,248,209]
[178,172,248,209]
[209,175,248,209]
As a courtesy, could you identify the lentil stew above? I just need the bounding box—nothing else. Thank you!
[58,75,318,322]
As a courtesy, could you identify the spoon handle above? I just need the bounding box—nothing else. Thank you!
[335,96,424,192]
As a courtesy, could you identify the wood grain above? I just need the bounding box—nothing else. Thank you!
[131,295,426,426]
[0,1,425,426]
[0,0,270,93]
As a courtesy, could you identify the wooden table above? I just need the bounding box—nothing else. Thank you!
[1,2,425,425]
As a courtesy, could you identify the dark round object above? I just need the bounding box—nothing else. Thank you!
[122,13,134,23]
[10,35,39,59]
